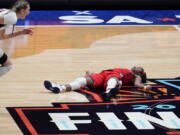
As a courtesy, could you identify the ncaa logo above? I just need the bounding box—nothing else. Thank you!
[7,78,180,135]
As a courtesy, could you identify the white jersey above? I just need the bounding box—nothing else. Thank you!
[0,9,17,57]
[0,9,17,29]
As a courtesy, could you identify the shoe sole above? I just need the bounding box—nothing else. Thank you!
[44,80,60,94]
[44,80,53,90]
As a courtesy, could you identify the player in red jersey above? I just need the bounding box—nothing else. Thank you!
[44,66,151,101]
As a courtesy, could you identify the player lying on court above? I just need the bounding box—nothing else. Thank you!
[44,66,151,101]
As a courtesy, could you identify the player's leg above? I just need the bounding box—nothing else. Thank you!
[44,76,93,94]
[0,49,12,77]
[102,77,122,101]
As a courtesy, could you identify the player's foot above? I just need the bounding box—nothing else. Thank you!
[102,93,111,101]
[102,87,120,101]
[44,80,63,94]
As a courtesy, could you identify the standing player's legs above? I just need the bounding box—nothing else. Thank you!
[0,49,12,77]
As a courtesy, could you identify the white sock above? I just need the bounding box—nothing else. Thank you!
[60,85,66,92]
[69,77,87,90]
[0,65,12,77]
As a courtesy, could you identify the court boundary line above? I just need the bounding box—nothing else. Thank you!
[16,25,179,27]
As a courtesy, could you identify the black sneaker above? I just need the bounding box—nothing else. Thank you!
[44,80,60,94]
[102,87,120,101]
[102,93,111,101]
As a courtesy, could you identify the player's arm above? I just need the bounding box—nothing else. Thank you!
[134,75,151,90]
[0,28,23,40]
[0,13,33,40]
[0,28,33,40]
[0,13,21,39]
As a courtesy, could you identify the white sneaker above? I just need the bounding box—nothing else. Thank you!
[44,80,63,94]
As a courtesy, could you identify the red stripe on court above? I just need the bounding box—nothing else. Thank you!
[79,89,103,102]
[16,108,38,135]
[166,131,180,135]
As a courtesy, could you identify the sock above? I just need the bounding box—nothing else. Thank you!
[60,85,66,92]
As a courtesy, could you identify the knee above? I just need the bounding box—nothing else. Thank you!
[69,77,87,90]
[85,76,93,86]
[106,77,119,90]
[75,77,87,86]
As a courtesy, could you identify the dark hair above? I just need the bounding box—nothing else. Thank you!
[12,0,30,13]
[131,67,144,76]
[131,67,147,83]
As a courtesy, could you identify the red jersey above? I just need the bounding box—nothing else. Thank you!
[90,68,135,88]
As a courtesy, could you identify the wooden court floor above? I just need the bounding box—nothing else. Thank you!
[0,25,180,135]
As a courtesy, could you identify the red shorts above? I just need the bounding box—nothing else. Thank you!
[90,72,122,88]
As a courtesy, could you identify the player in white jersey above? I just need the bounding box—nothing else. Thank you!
[0,0,33,77]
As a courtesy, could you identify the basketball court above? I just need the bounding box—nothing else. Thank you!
[0,10,180,135]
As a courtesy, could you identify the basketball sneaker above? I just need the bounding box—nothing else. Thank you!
[102,87,120,101]
[44,80,63,94]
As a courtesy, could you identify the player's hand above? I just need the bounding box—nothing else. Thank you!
[22,28,33,35]
[85,71,94,76]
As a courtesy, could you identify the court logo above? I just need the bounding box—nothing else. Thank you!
[59,15,153,24]
[17,10,180,26]
[58,10,180,25]
[7,78,180,135]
